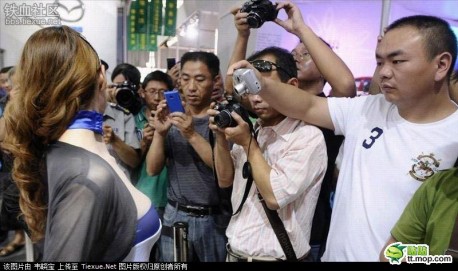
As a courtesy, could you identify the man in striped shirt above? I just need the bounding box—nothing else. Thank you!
[209,46,327,261]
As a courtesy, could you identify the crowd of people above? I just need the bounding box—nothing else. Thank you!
[0,0,457,263]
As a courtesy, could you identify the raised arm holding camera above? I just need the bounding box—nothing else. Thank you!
[210,46,327,262]
[227,0,354,261]
[227,2,458,261]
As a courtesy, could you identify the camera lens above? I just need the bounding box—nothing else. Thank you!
[116,88,135,108]
[246,14,263,28]
[233,81,248,96]
[214,110,234,128]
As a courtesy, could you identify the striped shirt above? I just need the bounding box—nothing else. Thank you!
[226,117,327,259]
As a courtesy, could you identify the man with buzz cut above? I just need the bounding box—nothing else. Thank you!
[228,4,458,261]
[227,1,355,261]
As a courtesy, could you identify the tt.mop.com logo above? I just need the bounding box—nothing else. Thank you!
[384,242,453,265]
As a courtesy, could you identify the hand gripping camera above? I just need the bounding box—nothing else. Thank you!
[233,68,261,96]
[214,96,252,129]
[240,0,279,29]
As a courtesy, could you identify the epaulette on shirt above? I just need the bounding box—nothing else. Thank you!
[109,102,130,115]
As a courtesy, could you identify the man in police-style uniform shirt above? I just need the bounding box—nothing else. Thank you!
[103,102,141,182]
[101,60,141,183]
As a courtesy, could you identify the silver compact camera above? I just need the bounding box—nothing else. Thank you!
[233,68,261,96]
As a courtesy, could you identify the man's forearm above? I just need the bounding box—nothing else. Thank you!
[296,25,355,98]
[111,136,141,168]
[214,134,234,188]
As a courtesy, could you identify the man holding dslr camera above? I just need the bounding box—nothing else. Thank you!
[209,46,327,261]
[104,63,142,182]
[218,0,355,261]
[228,2,458,262]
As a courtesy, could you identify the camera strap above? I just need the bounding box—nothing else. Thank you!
[210,119,298,260]
[252,124,298,261]
[209,130,233,216]
[230,127,258,216]
[209,127,254,217]
[235,126,298,261]
[242,154,298,261]
[257,192,298,261]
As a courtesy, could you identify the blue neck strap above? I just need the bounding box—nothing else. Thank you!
[68,110,104,135]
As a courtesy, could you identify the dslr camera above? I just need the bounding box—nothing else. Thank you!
[214,96,252,129]
[240,0,279,28]
[233,68,261,96]
[113,81,141,114]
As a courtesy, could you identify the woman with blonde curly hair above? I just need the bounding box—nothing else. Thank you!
[1,26,160,261]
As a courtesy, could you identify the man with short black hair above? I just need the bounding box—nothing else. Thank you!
[103,63,141,182]
[134,70,174,261]
[146,51,228,262]
[229,6,458,261]
[210,46,327,262]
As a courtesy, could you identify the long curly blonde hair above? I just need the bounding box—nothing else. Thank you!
[1,26,101,241]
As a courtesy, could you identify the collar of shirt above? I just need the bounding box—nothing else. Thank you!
[137,105,149,122]
[256,117,302,143]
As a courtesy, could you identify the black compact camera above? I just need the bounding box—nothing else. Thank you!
[114,81,141,114]
[214,97,252,129]
[240,0,278,29]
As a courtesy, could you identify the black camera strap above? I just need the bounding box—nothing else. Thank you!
[257,192,298,261]
[230,127,258,216]
[232,141,255,216]
[239,128,298,261]
[209,119,298,261]
[209,127,254,217]
[250,124,298,261]
[240,157,297,261]
[208,130,233,216]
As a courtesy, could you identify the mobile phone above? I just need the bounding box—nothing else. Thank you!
[164,90,185,113]
[167,58,176,70]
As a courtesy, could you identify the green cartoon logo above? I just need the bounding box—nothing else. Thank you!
[384,242,407,264]
[384,242,453,265]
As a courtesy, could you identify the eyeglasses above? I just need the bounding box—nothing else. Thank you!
[249,59,294,78]
[144,88,165,96]
[291,51,311,62]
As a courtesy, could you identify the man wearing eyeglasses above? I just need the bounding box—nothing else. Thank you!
[133,70,174,261]
[228,2,458,262]
[227,2,355,262]
[209,46,327,262]
[103,63,142,183]
[290,19,357,267]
